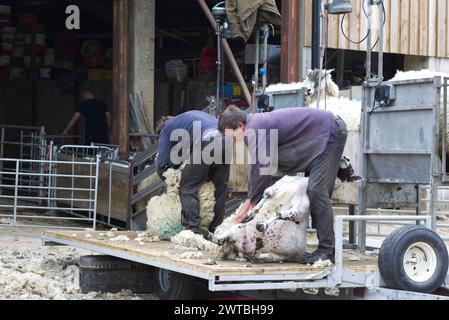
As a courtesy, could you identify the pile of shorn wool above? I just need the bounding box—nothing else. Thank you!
[144,168,216,240]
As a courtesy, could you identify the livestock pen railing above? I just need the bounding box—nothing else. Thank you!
[0,126,126,229]
[0,155,100,229]
[54,144,128,228]
[0,125,46,194]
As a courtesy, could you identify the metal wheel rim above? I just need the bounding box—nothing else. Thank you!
[403,242,438,283]
[158,269,172,292]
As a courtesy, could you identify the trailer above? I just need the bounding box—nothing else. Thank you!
[41,213,449,300]
[40,75,449,300]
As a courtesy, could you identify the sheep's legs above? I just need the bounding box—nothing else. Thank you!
[243,188,275,223]
[203,229,229,246]
[254,253,286,263]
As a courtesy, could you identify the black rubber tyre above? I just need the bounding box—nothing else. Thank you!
[154,268,196,300]
[378,225,448,293]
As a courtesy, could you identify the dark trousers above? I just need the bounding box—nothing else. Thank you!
[306,117,348,255]
[179,162,230,233]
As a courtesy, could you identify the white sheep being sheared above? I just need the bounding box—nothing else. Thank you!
[172,175,310,263]
[143,168,216,240]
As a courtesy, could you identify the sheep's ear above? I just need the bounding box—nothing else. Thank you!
[326,69,335,75]
[307,68,313,75]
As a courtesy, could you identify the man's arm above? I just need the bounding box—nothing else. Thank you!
[155,131,171,180]
[62,112,81,135]
[235,128,273,223]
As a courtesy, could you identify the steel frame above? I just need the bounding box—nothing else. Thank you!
[42,214,437,293]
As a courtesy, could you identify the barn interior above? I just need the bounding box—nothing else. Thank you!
[0,0,407,159]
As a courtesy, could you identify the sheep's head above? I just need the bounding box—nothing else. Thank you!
[304,69,334,96]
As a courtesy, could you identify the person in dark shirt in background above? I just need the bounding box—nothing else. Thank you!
[156,110,230,235]
[218,106,348,264]
[62,89,112,144]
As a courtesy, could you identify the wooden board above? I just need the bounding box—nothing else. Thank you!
[304,0,449,58]
[44,230,379,276]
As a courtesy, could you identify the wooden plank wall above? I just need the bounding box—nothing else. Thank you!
[304,0,449,58]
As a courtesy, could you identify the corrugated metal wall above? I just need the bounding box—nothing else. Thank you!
[304,0,449,58]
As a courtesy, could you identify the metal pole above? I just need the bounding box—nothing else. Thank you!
[93,155,101,230]
[349,204,356,245]
[197,0,252,106]
[13,161,19,226]
[0,127,4,196]
[19,130,24,186]
[262,24,269,91]
[316,1,327,110]
[215,18,224,117]
[47,141,53,208]
[113,0,129,159]
[365,1,373,80]
[108,161,113,225]
[89,156,94,219]
[253,27,260,113]
[38,127,46,200]
[377,1,384,82]
[312,0,321,70]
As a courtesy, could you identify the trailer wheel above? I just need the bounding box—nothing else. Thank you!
[378,225,448,293]
[154,268,195,300]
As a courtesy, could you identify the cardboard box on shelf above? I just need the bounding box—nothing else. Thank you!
[17,12,39,27]
[39,67,51,79]
[0,5,11,16]
[1,26,16,42]
[24,55,42,68]
[13,46,25,57]
[0,5,11,25]
[44,48,55,67]
[1,42,12,51]
[0,66,9,79]
[0,54,10,66]
[9,67,25,79]
[88,69,105,81]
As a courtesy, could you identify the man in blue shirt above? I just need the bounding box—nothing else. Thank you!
[155,110,230,234]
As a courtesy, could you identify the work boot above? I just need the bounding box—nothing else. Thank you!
[186,227,203,236]
[299,250,335,265]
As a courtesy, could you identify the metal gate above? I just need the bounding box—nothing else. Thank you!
[357,76,449,247]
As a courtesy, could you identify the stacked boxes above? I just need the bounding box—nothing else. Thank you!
[0,10,58,80]
[0,8,112,81]
[0,5,11,25]
[0,5,13,78]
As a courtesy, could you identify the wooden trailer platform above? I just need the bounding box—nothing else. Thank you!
[42,230,380,292]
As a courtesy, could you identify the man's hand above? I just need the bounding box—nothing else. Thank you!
[235,199,256,223]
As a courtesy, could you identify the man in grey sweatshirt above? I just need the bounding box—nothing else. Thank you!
[218,106,348,264]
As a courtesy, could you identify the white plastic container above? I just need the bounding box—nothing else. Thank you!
[24,56,42,67]
[12,46,24,57]
[39,68,51,79]
[0,54,10,66]
[9,67,24,79]
[36,33,45,46]
[1,42,12,51]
